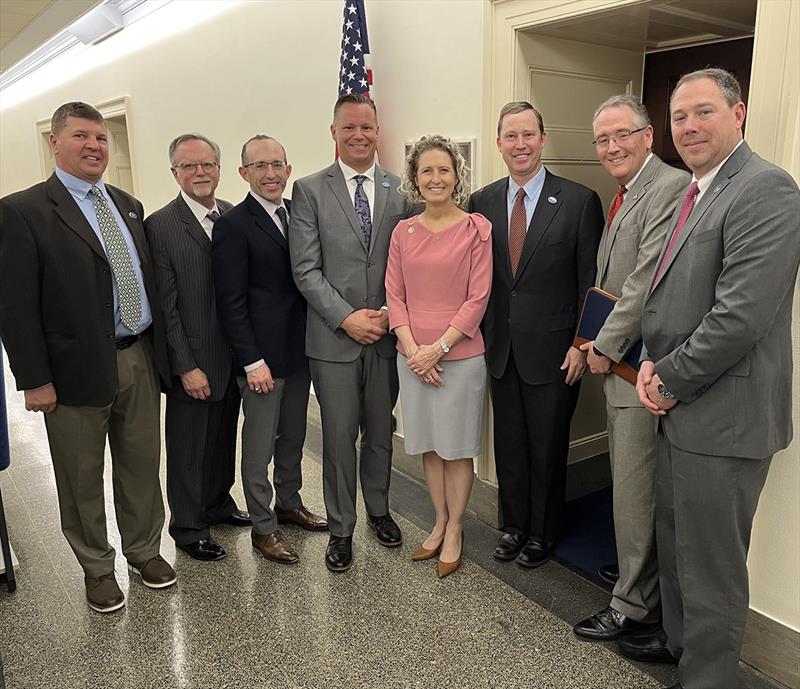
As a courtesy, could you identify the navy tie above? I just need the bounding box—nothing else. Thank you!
[275,206,289,235]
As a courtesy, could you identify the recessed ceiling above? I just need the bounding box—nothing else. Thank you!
[522,0,757,52]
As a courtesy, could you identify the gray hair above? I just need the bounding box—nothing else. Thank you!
[240,135,286,166]
[671,68,742,107]
[400,135,471,208]
[593,94,651,129]
[168,133,221,166]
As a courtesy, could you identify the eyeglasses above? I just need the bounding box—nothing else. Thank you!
[242,160,287,172]
[173,161,218,173]
[592,126,647,148]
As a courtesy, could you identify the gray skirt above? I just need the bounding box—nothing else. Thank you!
[397,353,487,460]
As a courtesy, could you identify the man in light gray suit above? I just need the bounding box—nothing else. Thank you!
[573,96,688,642]
[290,94,412,572]
[624,69,800,689]
[146,134,250,562]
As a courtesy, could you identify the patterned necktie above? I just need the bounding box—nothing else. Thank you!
[606,185,627,229]
[207,209,220,223]
[275,206,289,236]
[354,175,372,247]
[509,187,527,276]
[653,181,701,285]
[89,186,142,332]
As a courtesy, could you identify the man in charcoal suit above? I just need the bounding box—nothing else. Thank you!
[145,133,250,562]
[625,69,800,689]
[213,135,327,566]
[469,101,604,568]
[572,95,688,642]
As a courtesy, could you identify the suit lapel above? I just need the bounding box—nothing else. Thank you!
[46,174,107,263]
[489,180,512,280]
[327,163,367,250]
[245,194,288,252]
[598,156,659,285]
[369,166,390,257]
[174,194,211,251]
[650,142,751,294]
[514,171,561,284]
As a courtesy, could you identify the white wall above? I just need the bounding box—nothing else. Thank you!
[0,0,485,210]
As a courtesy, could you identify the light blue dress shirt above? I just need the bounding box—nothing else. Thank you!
[506,165,547,237]
[55,168,152,336]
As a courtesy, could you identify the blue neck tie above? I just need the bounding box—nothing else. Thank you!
[354,175,372,247]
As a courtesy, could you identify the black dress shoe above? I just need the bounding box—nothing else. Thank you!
[177,538,227,561]
[367,514,402,547]
[493,532,527,561]
[325,536,353,572]
[598,563,619,584]
[573,606,659,641]
[217,510,252,527]
[618,630,678,664]
[516,538,553,568]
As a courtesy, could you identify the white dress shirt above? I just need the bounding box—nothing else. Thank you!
[180,190,220,239]
[693,139,743,204]
[248,191,289,238]
[338,159,375,222]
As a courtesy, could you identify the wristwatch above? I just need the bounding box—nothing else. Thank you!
[657,382,676,400]
[438,339,450,354]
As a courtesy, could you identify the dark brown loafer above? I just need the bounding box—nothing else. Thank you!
[85,573,125,613]
[252,530,299,564]
[128,555,177,589]
[275,506,329,531]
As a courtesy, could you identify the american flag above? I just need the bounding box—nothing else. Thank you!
[338,0,372,98]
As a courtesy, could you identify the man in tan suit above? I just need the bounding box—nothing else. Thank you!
[573,95,688,641]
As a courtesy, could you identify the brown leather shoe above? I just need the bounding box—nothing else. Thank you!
[275,506,329,531]
[128,555,177,589]
[252,530,299,564]
[85,573,125,613]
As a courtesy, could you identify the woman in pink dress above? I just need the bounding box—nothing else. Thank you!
[385,135,492,578]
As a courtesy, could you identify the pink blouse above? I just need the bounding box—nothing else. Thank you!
[385,212,493,360]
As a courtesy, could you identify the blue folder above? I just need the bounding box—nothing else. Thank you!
[573,287,642,386]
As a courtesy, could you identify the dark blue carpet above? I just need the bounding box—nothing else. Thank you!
[554,487,617,590]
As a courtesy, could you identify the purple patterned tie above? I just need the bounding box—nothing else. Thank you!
[354,175,372,247]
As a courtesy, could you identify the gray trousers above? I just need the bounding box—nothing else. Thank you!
[237,365,310,536]
[656,429,771,689]
[44,341,164,577]
[310,347,399,537]
[607,404,660,622]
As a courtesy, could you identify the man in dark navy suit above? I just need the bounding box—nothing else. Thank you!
[212,135,327,565]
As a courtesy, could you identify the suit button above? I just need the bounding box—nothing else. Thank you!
[107,334,114,339]
[511,290,517,297]
[105,303,112,308]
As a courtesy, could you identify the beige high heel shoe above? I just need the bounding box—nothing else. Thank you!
[437,530,464,578]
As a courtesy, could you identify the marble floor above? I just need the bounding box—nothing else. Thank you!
[0,357,785,689]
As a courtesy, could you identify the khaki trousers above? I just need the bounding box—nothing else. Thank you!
[44,341,164,577]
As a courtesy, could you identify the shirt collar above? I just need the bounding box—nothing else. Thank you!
[180,190,218,223]
[693,139,744,194]
[338,159,375,184]
[249,190,285,215]
[624,152,653,191]
[508,165,546,200]
[55,167,105,200]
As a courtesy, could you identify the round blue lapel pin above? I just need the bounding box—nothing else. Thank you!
[382,181,391,188]
[547,196,557,204]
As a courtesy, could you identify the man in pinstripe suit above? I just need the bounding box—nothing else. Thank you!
[146,133,250,562]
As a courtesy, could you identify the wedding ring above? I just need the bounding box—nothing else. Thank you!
[255,386,261,392]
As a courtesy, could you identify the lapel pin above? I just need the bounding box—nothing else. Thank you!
[128,211,138,219]
[408,224,415,234]
[713,185,722,193]
[547,196,557,204]
[382,181,391,188]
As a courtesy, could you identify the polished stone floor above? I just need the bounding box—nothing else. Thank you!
[0,357,785,689]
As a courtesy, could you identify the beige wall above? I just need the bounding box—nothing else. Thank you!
[0,0,484,208]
